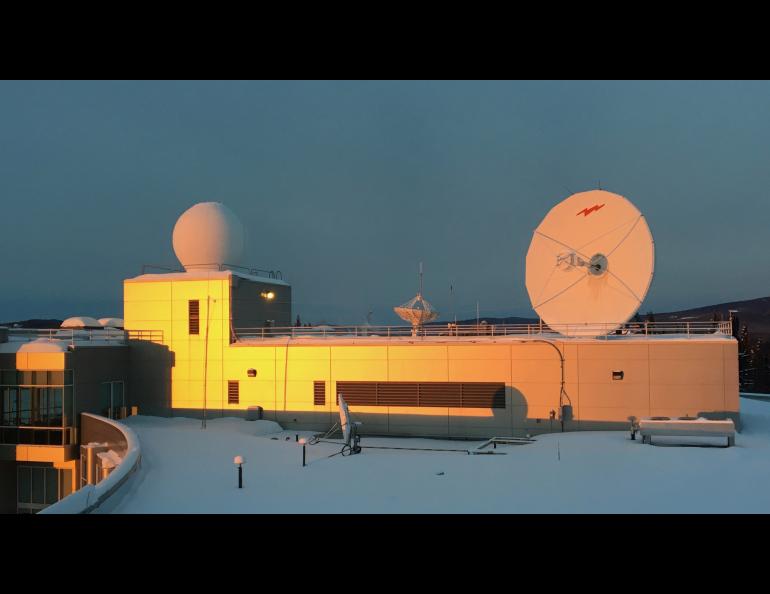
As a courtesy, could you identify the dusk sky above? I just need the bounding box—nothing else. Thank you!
[2,80,769,324]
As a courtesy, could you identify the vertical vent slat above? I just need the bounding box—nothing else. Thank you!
[227,380,239,404]
[188,300,200,335]
[313,381,326,406]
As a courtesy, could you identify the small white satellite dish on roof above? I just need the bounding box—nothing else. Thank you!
[525,189,655,337]
[98,317,124,329]
[338,395,362,454]
[61,316,101,329]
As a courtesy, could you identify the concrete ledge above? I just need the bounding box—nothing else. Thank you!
[39,414,141,514]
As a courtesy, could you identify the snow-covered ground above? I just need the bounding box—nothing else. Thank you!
[101,398,770,513]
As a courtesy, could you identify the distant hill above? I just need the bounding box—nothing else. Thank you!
[4,295,770,336]
[654,296,770,336]
[0,319,63,329]
[444,295,770,337]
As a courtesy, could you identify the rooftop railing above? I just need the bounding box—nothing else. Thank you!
[234,320,734,341]
[140,263,283,280]
[5,328,128,344]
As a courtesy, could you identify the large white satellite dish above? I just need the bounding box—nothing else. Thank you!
[525,189,655,337]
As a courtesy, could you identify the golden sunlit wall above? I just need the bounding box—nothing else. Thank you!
[124,271,739,437]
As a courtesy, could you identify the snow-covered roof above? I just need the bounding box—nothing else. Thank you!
[0,329,128,352]
[102,397,769,513]
[233,332,735,347]
[0,338,69,353]
[125,269,289,286]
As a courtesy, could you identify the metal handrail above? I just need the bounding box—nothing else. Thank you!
[126,329,164,342]
[140,262,283,280]
[6,328,128,344]
[234,320,734,340]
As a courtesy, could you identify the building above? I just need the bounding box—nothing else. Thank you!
[0,197,742,512]
[0,325,128,513]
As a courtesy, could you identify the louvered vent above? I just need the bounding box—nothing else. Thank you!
[335,382,505,409]
[227,380,239,404]
[188,300,200,335]
[313,381,326,406]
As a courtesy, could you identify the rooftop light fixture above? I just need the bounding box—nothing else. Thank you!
[233,455,245,488]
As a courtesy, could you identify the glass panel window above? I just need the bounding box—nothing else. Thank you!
[19,388,31,426]
[19,371,33,386]
[30,467,44,505]
[2,387,18,425]
[32,388,46,425]
[51,388,63,427]
[63,386,73,427]
[114,382,125,408]
[100,383,112,416]
[34,371,48,385]
[45,468,58,504]
[1,369,17,385]
[18,466,31,504]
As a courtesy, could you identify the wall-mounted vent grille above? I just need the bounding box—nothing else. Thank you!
[227,381,239,404]
[188,300,200,335]
[335,382,505,409]
[313,381,326,406]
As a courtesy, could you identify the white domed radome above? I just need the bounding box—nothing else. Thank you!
[172,202,245,271]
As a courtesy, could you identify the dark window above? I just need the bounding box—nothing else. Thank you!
[335,382,506,409]
[228,381,239,405]
[189,300,200,335]
[313,381,325,406]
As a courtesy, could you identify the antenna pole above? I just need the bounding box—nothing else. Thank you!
[476,301,480,328]
[202,295,210,430]
[419,261,423,296]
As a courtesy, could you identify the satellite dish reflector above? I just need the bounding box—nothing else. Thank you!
[394,263,439,334]
[339,395,352,445]
[525,189,655,337]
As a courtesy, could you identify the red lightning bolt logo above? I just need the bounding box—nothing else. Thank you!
[577,203,605,217]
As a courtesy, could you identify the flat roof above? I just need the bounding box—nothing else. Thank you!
[0,330,128,352]
[125,270,290,286]
[233,333,735,347]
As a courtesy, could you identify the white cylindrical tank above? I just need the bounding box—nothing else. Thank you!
[172,202,245,271]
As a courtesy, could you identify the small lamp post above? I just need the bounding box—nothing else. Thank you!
[299,438,307,467]
[234,455,245,488]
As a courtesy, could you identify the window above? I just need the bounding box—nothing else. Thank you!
[189,300,200,335]
[313,381,326,406]
[17,465,61,513]
[228,381,239,405]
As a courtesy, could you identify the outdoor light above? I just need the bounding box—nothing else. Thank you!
[234,455,245,488]
[299,438,307,467]
[247,368,257,377]
[261,291,275,300]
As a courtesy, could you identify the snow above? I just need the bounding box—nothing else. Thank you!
[101,397,770,514]
[127,270,289,286]
[0,338,68,353]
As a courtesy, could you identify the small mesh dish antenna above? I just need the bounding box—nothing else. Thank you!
[394,262,439,334]
[525,189,655,337]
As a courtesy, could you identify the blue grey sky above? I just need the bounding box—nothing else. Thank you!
[1,80,769,324]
